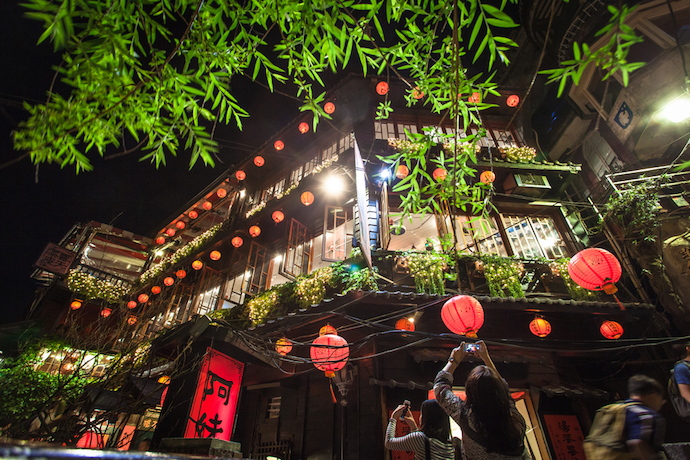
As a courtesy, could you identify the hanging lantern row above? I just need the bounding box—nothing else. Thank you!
[189,210,198,219]
[203,201,213,211]
[249,225,261,237]
[138,293,149,304]
[70,300,82,310]
[468,92,481,103]
[166,228,175,237]
[432,168,447,181]
[192,260,204,270]
[301,191,315,206]
[210,250,221,261]
[506,94,520,107]
[152,286,161,294]
[232,236,244,248]
[236,170,246,181]
[127,300,137,309]
[311,333,349,378]
[441,295,484,338]
[155,236,166,245]
[374,80,518,108]
[164,277,175,286]
[175,221,185,230]
[101,307,112,318]
[128,315,138,325]
[376,81,389,95]
[529,316,551,338]
[395,318,415,332]
[217,188,227,198]
[274,140,284,151]
[480,170,496,184]
[396,165,409,179]
[299,122,309,134]
[254,156,265,167]
[272,210,284,224]
[324,102,336,114]
[276,337,293,355]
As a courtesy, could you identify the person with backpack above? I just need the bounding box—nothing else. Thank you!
[668,341,690,421]
[385,399,456,460]
[583,374,666,460]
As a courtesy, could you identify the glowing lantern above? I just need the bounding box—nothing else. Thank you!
[232,236,243,248]
[203,201,212,211]
[310,334,349,378]
[412,87,424,99]
[600,320,624,340]
[272,211,285,224]
[100,308,112,318]
[319,324,337,336]
[127,315,138,325]
[324,102,336,114]
[210,250,221,261]
[166,228,176,237]
[480,170,496,184]
[433,168,447,181]
[158,375,171,384]
[156,236,165,245]
[299,122,309,134]
[276,338,293,355]
[396,165,409,179]
[127,300,137,309]
[176,269,187,279]
[468,92,481,103]
[274,140,284,151]
[192,260,204,270]
[529,316,551,338]
[176,221,185,230]
[395,318,415,332]
[568,248,622,295]
[441,295,484,338]
[301,191,315,206]
[70,300,82,310]
[151,286,161,294]
[254,156,265,167]
[164,277,175,286]
[189,210,198,219]
[235,170,246,181]
[507,94,520,107]
[217,188,227,198]
[249,226,261,237]
[376,81,389,95]
[138,293,149,303]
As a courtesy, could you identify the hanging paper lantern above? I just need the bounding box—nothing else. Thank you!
[127,300,137,309]
[249,225,261,237]
[176,221,185,230]
[395,318,415,332]
[376,81,389,95]
[324,102,336,114]
[480,170,496,184]
[176,269,187,279]
[232,236,243,248]
[310,334,349,378]
[301,191,315,206]
[189,210,198,219]
[70,300,82,310]
[506,94,520,107]
[600,320,624,340]
[158,375,171,384]
[276,338,293,355]
[254,156,265,167]
[155,236,166,245]
[441,295,484,338]
[319,324,337,336]
[203,201,213,211]
[151,286,161,294]
[412,86,424,99]
[468,92,481,103]
[138,293,149,303]
[127,315,138,325]
[235,170,246,181]
[272,210,285,224]
[192,260,204,270]
[210,250,221,261]
[568,248,622,295]
[299,122,309,134]
[164,277,175,286]
[100,307,112,318]
[529,316,551,338]
[166,228,176,237]
[433,168,447,181]
[217,188,227,198]
[274,140,284,151]
[396,165,409,179]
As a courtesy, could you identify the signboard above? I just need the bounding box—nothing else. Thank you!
[388,410,421,460]
[184,348,244,440]
[543,414,586,460]
[354,138,372,269]
[34,242,77,275]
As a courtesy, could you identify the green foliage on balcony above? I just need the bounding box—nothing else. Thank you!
[66,270,131,303]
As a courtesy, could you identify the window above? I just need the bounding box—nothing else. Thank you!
[304,156,319,177]
[501,215,568,259]
[266,397,281,419]
[374,121,396,139]
[323,206,348,261]
[290,165,304,186]
[244,242,270,295]
[195,269,224,315]
[397,123,418,139]
[445,215,508,256]
[282,219,312,277]
[583,132,623,179]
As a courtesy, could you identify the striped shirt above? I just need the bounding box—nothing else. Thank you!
[385,419,455,460]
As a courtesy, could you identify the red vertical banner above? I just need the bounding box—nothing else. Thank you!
[388,410,421,460]
[543,414,586,460]
[184,348,245,440]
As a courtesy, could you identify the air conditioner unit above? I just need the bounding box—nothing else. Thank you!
[503,173,551,197]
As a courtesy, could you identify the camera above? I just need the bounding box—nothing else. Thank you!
[400,400,411,420]
[465,343,478,353]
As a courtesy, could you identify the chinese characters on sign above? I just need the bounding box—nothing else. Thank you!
[34,242,77,275]
[184,348,245,440]
[543,414,586,460]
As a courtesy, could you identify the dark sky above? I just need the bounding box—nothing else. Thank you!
[0,1,300,323]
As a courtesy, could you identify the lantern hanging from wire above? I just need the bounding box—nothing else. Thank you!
[276,338,293,356]
[395,318,415,332]
[433,168,447,181]
[155,236,165,245]
[100,307,112,318]
[396,165,409,179]
[217,188,227,198]
[568,248,622,295]
[176,269,187,279]
[506,95,520,107]
[301,191,315,206]
[249,225,261,237]
[127,300,137,309]
[164,277,175,286]
[412,87,424,99]
[529,316,551,338]
[192,260,203,270]
[151,286,161,294]
[138,293,149,304]
[235,170,246,181]
[480,170,496,184]
[127,315,138,325]
[468,92,481,103]
[189,210,198,219]
[70,300,82,310]
[232,236,244,248]
[310,334,349,378]
[376,81,389,95]
[274,140,284,151]
[441,295,484,338]
[203,201,213,211]
[319,324,337,336]
[175,221,185,230]
[299,122,309,134]
[254,156,265,167]
[166,228,176,237]
[324,102,336,114]
[210,250,221,261]
[272,211,285,224]
[600,320,624,339]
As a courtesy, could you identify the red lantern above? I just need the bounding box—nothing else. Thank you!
[441,295,484,338]
[412,86,424,99]
[396,165,409,179]
[166,228,176,237]
[272,210,285,224]
[138,293,149,303]
[529,316,551,338]
[100,307,112,318]
[192,260,203,270]
[70,300,82,310]
[324,102,335,114]
[468,92,481,103]
[164,277,175,286]
[217,188,227,198]
[249,225,261,237]
[176,221,185,230]
[235,170,246,181]
[480,170,496,184]
[568,248,622,295]
[319,324,337,336]
[301,191,315,206]
[600,320,624,340]
[254,156,265,167]
[210,250,221,261]
[395,318,415,332]
[274,140,284,151]
[176,269,186,279]
[203,201,213,211]
[299,122,309,134]
[189,210,198,219]
[276,338,293,355]
[232,236,243,248]
[127,315,138,325]
[310,334,349,378]
[127,300,137,309]
[152,286,161,295]
[155,236,166,245]
[506,94,520,107]
[376,81,389,95]
[433,168,447,181]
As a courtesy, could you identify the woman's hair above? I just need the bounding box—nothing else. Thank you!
[465,366,525,452]
[419,399,451,442]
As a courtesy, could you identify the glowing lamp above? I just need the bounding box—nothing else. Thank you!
[127,300,137,309]
[217,188,227,198]
[324,102,336,114]
[203,201,212,211]
[254,156,265,167]
[395,165,409,179]
[176,221,185,230]
[276,338,293,355]
[600,320,624,340]
[480,170,496,184]
[301,191,315,206]
[189,210,198,219]
[433,168,447,181]
[232,236,243,248]
[376,81,389,95]
[235,170,246,181]
[100,307,112,318]
[176,269,186,279]
[412,87,424,99]
[138,293,149,303]
[395,318,415,332]
[192,260,204,270]
[210,250,221,261]
[127,315,138,325]
[299,122,309,134]
[155,236,165,245]
[468,92,481,103]
[319,324,337,336]
[158,375,171,384]
[151,286,161,294]
[166,228,176,237]
[70,300,82,310]
[310,334,349,378]
[441,295,484,338]
[272,210,285,224]
[507,95,520,107]
[274,140,284,151]
[164,277,175,286]
[568,248,622,295]
[529,316,551,338]
[249,225,261,237]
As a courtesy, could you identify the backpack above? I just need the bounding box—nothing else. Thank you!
[583,401,636,460]
[668,360,690,421]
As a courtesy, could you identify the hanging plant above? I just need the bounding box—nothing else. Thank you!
[603,180,661,244]
[480,255,524,297]
[248,291,279,325]
[67,270,131,303]
[388,138,426,155]
[499,145,536,163]
[549,258,599,301]
[295,266,335,308]
[403,251,446,294]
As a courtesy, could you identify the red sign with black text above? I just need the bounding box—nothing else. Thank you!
[543,414,586,460]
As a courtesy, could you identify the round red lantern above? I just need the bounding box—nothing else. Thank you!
[376,81,389,95]
[155,236,166,245]
[412,86,424,99]
[189,210,198,219]
[254,156,265,167]
[276,338,293,355]
[529,316,551,338]
[166,228,176,237]
[324,102,336,114]
[192,260,204,270]
[70,300,82,310]
[433,168,447,181]
[319,324,337,336]
[299,122,309,134]
[301,191,315,206]
[441,295,484,338]
[127,300,137,309]
[176,221,185,230]
[138,293,149,303]
[480,170,496,184]
[568,248,622,295]
[235,170,246,181]
[310,334,349,378]
[232,236,244,248]
[600,320,624,339]
[217,188,227,198]
[395,318,415,332]
[164,277,175,286]
[249,225,261,237]
[203,201,213,211]
[468,92,481,103]
[396,165,409,179]
[506,94,520,107]
[127,315,138,325]
[210,250,221,261]
[176,269,186,279]
[274,140,284,151]
[100,307,112,318]
[151,286,161,294]
[272,210,285,224]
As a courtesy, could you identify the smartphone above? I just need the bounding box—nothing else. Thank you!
[465,343,478,353]
[400,400,411,420]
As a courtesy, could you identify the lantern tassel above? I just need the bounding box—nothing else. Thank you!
[466,331,478,339]
[330,380,338,404]
[613,294,625,311]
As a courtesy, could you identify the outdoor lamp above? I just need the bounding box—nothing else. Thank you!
[659,92,690,123]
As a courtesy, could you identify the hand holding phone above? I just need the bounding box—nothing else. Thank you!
[400,400,411,420]
[465,343,478,354]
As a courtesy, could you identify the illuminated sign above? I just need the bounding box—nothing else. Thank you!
[184,348,244,440]
[388,409,421,460]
